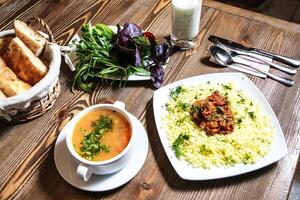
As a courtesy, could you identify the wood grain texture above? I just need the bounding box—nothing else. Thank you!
[0,0,300,199]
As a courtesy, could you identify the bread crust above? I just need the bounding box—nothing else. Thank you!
[14,20,47,56]
[0,56,8,71]
[0,37,13,56]
[0,66,31,97]
[0,89,7,99]
[4,37,48,85]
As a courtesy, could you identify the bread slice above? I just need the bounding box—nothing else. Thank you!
[0,66,31,97]
[4,37,48,85]
[0,89,7,99]
[14,20,47,56]
[0,56,7,71]
[0,37,13,56]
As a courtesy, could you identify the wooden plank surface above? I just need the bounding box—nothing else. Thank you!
[0,0,300,199]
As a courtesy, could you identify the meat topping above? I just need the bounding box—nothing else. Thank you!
[190,91,234,135]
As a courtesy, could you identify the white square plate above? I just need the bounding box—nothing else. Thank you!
[153,72,287,180]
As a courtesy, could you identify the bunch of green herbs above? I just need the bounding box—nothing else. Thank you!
[73,23,151,92]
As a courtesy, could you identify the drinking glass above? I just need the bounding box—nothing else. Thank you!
[171,0,202,49]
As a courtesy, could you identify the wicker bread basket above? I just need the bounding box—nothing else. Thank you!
[0,17,61,124]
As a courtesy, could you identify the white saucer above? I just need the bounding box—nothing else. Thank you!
[54,113,149,192]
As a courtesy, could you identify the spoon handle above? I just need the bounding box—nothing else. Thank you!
[237,62,294,87]
[265,72,294,87]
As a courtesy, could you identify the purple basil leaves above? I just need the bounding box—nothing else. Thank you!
[135,46,142,66]
[150,65,165,88]
[116,23,143,66]
[122,22,142,37]
[149,41,179,88]
[117,23,142,45]
[116,22,178,88]
[152,41,179,65]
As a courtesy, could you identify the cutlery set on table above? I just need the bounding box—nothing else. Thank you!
[208,35,300,86]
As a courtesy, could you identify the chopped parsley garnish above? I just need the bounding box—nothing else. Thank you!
[199,144,212,156]
[237,118,243,124]
[248,111,256,120]
[79,115,113,160]
[216,106,224,114]
[172,133,189,158]
[177,102,190,111]
[170,86,185,100]
[238,98,246,104]
[222,84,232,90]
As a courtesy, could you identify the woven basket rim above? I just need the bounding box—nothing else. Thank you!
[0,29,61,110]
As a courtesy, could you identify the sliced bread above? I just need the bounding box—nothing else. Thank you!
[14,20,47,56]
[0,36,13,56]
[0,89,7,99]
[0,66,32,97]
[0,56,7,71]
[4,37,48,85]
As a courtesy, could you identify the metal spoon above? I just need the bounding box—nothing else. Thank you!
[210,46,294,87]
[210,37,297,75]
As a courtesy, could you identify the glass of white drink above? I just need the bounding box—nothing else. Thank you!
[171,0,202,49]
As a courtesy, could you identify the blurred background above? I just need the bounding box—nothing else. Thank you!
[217,0,300,23]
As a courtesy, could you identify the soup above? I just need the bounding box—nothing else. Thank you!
[72,109,131,161]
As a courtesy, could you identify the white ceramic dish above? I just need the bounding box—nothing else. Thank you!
[153,72,287,180]
[64,26,166,81]
[54,111,149,191]
[65,101,135,181]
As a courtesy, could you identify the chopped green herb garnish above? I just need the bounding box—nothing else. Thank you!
[216,106,224,114]
[237,118,243,124]
[222,84,232,90]
[170,86,185,100]
[248,112,256,120]
[177,102,190,111]
[175,117,187,125]
[79,127,87,134]
[212,113,220,119]
[79,115,113,160]
[199,144,213,156]
[238,98,246,104]
[172,133,189,158]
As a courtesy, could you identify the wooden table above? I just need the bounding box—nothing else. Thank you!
[1,0,300,199]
